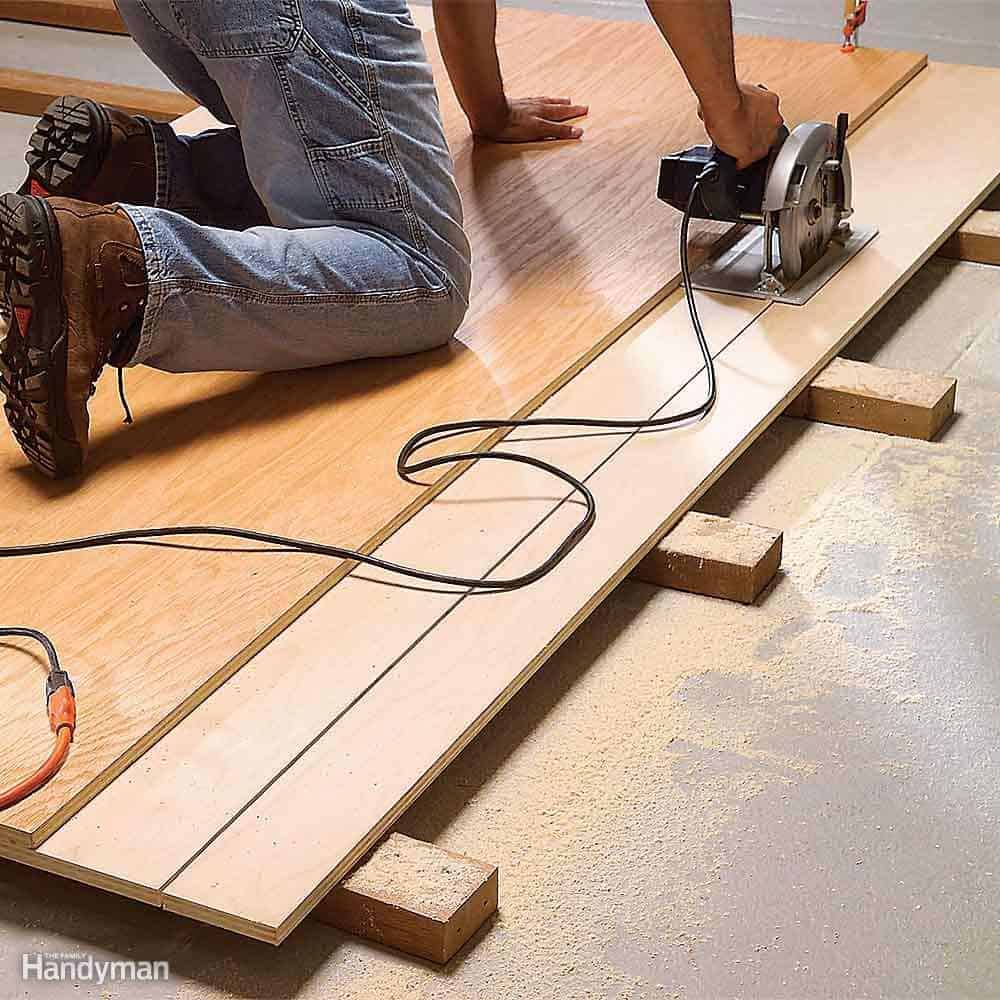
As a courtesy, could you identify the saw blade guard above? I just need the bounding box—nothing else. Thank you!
[763,121,853,281]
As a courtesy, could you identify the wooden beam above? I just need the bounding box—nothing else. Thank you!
[785,357,956,440]
[938,209,1000,265]
[631,512,782,604]
[312,834,498,964]
[0,67,194,121]
[0,0,127,33]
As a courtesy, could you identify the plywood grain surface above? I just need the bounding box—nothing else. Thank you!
[0,0,127,33]
[0,9,925,847]
[0,66,193,120]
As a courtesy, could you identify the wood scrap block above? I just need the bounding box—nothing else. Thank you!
[0,67,195,121]
[786,357,956,440]
[938,210,1000,265]
[0,0,127,33]
[631,512,782,604]
[312,834,498,964]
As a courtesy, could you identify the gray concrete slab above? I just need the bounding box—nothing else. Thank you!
[485,0,1000,66]
[0,20,176,90]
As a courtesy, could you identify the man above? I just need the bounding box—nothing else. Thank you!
[0,0,782,479]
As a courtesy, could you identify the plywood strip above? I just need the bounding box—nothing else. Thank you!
[0,66,193,120]
[0,13,923,848]
[938,209,1000,265]
[631,511,782,604]
[0,0,127,33]
[151,62,1000,943]
[786,357,957,440]
[313,833,498,964]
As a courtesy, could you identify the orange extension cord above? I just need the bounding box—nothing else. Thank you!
[0,629,76,812]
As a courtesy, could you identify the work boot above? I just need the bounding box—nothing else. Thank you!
[0,194,146,478]
[20,96,156,206]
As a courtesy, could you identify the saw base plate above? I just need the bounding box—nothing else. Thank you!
[691,224,879,305]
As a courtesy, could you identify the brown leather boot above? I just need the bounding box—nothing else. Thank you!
[0,194,147,478]
[20,96,156,207]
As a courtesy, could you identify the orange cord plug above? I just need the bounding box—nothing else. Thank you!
[48,682,77,736]
[0,662,76,812]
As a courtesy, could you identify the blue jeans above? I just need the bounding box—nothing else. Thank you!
[114,0,471,372]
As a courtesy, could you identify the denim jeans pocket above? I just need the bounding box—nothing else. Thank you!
[168,0,301,57]
[308,139,406,213]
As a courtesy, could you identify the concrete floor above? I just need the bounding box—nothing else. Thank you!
[1,6,999,999]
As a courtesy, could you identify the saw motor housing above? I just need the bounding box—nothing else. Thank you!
[658,113,876,304]
[657,124,789,223]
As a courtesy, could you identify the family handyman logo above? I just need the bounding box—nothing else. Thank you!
[22,951,170,985]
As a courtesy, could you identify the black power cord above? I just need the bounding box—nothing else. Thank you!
[0,169,720,594]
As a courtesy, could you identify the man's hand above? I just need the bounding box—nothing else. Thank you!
[700,83,784,169]
[433,1,586,146]
[472,97,588,143]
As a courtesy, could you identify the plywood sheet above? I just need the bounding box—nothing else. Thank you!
[0,10,925,848]
[0,0,127,33]
[39,41,997,924]
[0,66,193,119]
[146,61,1000,942]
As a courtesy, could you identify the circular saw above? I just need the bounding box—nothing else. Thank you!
[657,112,877,304]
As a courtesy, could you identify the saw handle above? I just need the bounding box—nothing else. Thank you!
[835,112,849,164]
[834,112,849,207]
[656,125,787,223]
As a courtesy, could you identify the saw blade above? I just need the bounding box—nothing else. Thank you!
[778,166,839,282]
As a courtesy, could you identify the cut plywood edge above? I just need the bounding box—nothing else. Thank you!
[313,833,498,964]
[0,834,160,907]
[0,67,194,121]
[938,208,1000,264]
[0,0,127,33]
[786,356,957,440]
[1,827,497,961]
[150,62,1000,944]
[631,511,782,604]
